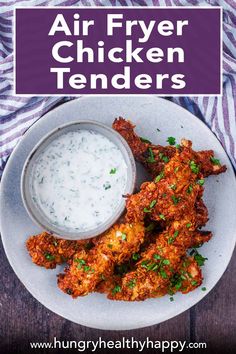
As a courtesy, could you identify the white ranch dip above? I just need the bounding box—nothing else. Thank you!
[30,130,128,231]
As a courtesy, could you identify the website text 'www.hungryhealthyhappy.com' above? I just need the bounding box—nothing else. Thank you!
[29,337,207,352]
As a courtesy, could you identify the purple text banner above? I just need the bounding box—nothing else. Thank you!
[15,7,221,95]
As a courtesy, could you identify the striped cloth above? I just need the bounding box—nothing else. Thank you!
[0,0,236,177]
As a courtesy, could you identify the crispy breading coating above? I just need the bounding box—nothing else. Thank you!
[169,256,203,295]
[113,117,226,177]
[126,143,204,224]
[26,232,92,269]
[107,215,201,301]
[97,256,202,298]
[57,222,145,297]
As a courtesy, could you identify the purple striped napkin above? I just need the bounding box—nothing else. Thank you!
[0,0,235,177]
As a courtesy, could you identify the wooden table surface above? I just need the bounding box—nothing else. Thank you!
[0,238,235,354]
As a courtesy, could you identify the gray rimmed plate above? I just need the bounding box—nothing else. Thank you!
[0,96,236,330]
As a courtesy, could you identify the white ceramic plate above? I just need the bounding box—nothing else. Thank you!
[1,96,236,330]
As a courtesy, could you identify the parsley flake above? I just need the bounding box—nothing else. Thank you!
[132,253,140,261]
[171,195,180,205]
[149,200,157,208]
[44,253,55,261]
[147,148,156,163]
[197,179,205,186]
[189,160,200,174]
[210,157,221,165]
[112,285,121,294]
[121,233,127,241]
[110,168,117,174]
[155,171,164,183]
[167,136,176,145]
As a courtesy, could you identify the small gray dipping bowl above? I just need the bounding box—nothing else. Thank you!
[21,120,136,240]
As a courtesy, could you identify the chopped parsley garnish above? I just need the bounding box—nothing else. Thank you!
[191,280,198,286]
[171,195,180,205]
[194,252,208,267]
[197,179,205,186]
[210,156,221,165]
[155,171,164,183]
[176,144,181,149]
[103,182,111,190]
[75,258,93,272]
[201,287,207,291]
[44,253,55,261]
[141,254,170,278]
[187,185,193,194]
[167,136,176,145]
[140,137,151,144]
[75,258,86,265]
[121,233,127,241]
[107,244,113,249]
[159,269,168,279]
[127,279,136,289]
[163,259,170,265]
[168,230,179,244]
[159,214,166,220]
[147,148,156,163]
[169,296,174,302]
[143,207,152,213]
[153,254,161,260]
[149,200,157,208]
[75,258,87,269]
[159,152,169,163]
[190,249,208,266]
[189,160,199,174]
[186,223,192,228]
[143,200,156,213]
[110,168,117,174]
[112,285,121,294]
[156,128,161,132]
[132,253,140,261]
[169,184,177,190]
[84,265,91,272]
[174,280,182,290]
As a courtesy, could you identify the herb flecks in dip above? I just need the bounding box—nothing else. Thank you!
[30,130,128,231]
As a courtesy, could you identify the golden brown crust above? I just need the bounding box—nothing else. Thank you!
[126,143,204,225]
[113,117,226,178]
[26,232,92,269]
[57,222,145,297]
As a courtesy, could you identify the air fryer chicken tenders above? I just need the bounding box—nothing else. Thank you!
[26,117,226,302]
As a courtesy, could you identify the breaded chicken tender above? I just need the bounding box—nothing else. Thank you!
[57,222,145,297]
[113,117,226,178]
[97,255,202,298]
[126,143,204,224]
[26,232,92,269]
[107,206,205,301]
